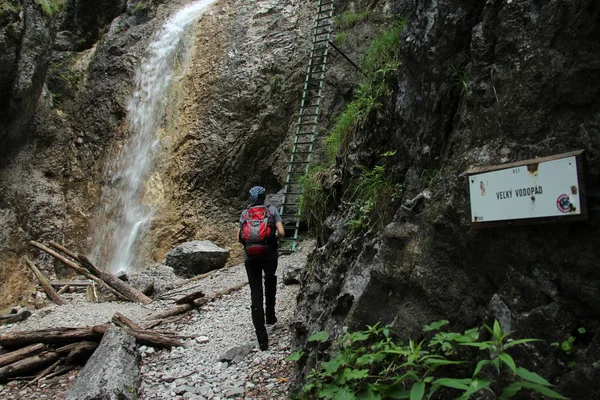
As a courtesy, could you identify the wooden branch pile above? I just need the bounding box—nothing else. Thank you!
[28,241,152,305]
[144,281,248,329]
[0,312,190,384]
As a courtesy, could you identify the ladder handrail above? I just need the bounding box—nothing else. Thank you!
[279,0,334,254]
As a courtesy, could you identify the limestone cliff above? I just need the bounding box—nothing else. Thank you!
[292,0,600,398]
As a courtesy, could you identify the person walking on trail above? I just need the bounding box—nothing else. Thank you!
[238,186,285,351]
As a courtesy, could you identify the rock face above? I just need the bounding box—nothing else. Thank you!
[165,240,230,278]
[65,327,140,400]
[0,0,56,146]
[293,0,600,398]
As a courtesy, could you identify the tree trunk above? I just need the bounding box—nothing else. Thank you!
[175,290,205,304]
[112,312,143,331]
[77,255,153,305]
[145,303,194,321]
[0,326,107,348]
[30,241,126,300]
[0,344,46,368]
[23,257,66,306]
[120,328,182,349]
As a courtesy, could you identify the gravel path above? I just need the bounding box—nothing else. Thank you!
[0,241,313,400]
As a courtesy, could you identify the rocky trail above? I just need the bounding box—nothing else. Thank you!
[0,242,313,400]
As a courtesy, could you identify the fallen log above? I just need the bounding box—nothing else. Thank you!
[0,325,107,348]
[48,241,79,261]
[175,290,205,304]
[56,341,99,363]
[78,255,152,305]
[212,281,248,299]
[121,328,182,349]
[23,257,66,306]
[51,280,92,287]
[30,241,126,301]
[145,314,187,329]
[0,344,46,368]
[145,303,194,321]
[112,312,142,331]
[0,308,31,325]
[0,351,59,382]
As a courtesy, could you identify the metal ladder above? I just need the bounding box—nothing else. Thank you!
[279,0,334,254]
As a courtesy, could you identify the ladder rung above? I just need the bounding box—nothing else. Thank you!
[294,141,314,145]
[290,160,310,164]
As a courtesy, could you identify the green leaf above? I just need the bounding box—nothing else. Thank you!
[410,382,425,400]
[459,342,491,350]
[286,351,304,362]
[493,320,503,341]
[456,328,480,342]
[464,379,493,397]
[342,368,369,381]
[309,331,330,343]
[349,331,370,343]
[333,386,358,400]
[357,385,382,400]
[322,359,343,375]
[422,358,462,367]
[431,378,471,390]
[318,383,339,398]
[519,381,568,399]
[515,367,552,386]
[500,382,522,399]
[498,352,517,373]
[578,327,587,334]
[503,338,542,349]
[423,320,449,332]
[473,359,492,377]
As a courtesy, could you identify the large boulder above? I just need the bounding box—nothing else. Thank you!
[65,327,140,400]
[165,240,230,278]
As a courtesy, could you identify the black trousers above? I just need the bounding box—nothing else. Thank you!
[244,256,277,329]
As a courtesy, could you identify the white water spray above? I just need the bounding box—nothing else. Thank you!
[92,0,216,273]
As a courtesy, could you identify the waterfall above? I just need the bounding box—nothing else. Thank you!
[92,0,216,273]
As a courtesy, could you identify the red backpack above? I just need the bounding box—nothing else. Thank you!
[241,205,275,257]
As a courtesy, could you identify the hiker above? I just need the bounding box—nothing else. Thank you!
[238,186,285,351]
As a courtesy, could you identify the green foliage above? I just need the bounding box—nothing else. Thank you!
[420,168,439,189]
[362,19,405,75]
[346,151,402,231]
[326,19,405,162]
[36,0,65,17]
[1,0,20,28]
[334,31,349,46]
[47,52,82,105]
[269,73,284,96]
[334,10,371,31]
[298,166,333,238]
[291,320,567,400]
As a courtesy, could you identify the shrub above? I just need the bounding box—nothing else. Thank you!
[326,19,405,162]
[298,166,332,238]
[288,320,567,400]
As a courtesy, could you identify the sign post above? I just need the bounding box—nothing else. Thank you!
[466,150,586,227]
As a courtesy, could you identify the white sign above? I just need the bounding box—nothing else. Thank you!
[468,155,582,224]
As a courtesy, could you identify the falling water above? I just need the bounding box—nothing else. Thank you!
[92,0,216,273]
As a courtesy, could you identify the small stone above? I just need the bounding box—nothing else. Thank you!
[196,336,210,344]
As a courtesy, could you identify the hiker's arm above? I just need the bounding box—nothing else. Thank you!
[276,221,285,240]
[237,228,244,244]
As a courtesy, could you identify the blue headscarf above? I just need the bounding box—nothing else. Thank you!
[249,186,266,205]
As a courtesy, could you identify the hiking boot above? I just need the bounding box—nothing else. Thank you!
[266,309,277,325]
[256,327,268,351]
